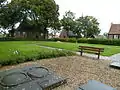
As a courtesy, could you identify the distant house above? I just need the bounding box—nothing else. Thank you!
[15,21,48,39]
[108,23,120,39]
[59,30,77,38]
[95,35,106,39]
[48,33,59,39]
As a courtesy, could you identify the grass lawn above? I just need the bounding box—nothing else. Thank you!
[35,41,120,56]
[0,41,51,60]
[0,41,46,59]
[0,41,73,66]
[1,40,120,65]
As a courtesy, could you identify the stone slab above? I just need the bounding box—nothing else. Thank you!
[110,62,120,68]
[77,80,116,90]
[0,64,66,90]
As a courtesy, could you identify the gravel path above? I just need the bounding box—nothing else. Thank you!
[0,56,120,90]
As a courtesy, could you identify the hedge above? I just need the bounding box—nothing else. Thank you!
[48,38,120,46]
[1,37,120,46]
[0,50,75,66]
[0,37,47,41]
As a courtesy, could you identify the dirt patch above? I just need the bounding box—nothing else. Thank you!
[0,56,120,90]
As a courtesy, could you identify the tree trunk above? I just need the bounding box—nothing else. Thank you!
[10,26,15,37]
[54,29,56,38]
[43,27,47,39]
[66,30,69,38]
[10,29,15,37]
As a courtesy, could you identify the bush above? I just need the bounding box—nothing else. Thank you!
[2,37,120,46]
[48,38,74,42]
[0,37,48,41]
[0,37,15,41]
[86,38,120,45]
[0,50,75,66]
[49,38,120,46]
[67,38,76,43]
[77,38,88,43]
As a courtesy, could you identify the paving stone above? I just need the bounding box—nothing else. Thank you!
[77,80,116,90]
[0,65,66,90]
[110,62,120,68]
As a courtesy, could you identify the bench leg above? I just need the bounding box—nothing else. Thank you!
[80,51,83,56]
[98,54,100,59]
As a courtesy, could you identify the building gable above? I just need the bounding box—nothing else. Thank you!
[109,24,120,35]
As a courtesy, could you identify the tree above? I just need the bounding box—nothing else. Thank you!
[0,0,7,6]
[0,0,26,37]
[75,16,100,38]
[103,32,108,38]
[26,0,60,39]
[51,19,61,38]
[61,11,75,37]
[72,20,82,38]
[0,0,59,38]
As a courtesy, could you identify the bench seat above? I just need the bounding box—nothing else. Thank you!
[79,46,104,59]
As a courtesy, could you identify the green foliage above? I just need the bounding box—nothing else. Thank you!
[49,38,120,46]
[0,49,74,66]
[0,37,15,41]
[0,0,59,38]
[103,32,108,38]
[87,39,120,45]
[75,16,100,38]
[61,11,76,37]
[0,0,24,36]
[60,11,100,38]
[0,0,7,6]
[36,41,120,56]
[77,38,88,43]
[0,41,74,66]
[0,37,47,41]
[72,21,82,38]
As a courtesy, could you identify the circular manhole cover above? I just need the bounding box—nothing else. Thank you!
[27,67,49,78]
[0,72,28,87]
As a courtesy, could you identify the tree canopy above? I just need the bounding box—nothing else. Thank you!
[61,11,100,38]
[77,16,100,38]
[0,1,101,39]
[74,16,100,38]
[0,0,59,38]
[61,11,75,37]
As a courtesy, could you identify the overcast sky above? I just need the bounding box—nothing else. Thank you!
[55,0,120,34]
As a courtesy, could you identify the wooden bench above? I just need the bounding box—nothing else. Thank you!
[79,46,104,59]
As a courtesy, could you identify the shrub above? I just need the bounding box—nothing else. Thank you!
[0,37,48,41]
[67,38,76,43]
[77,38,88,43]
[49,38,120,46]
[0,50,75,66]
[0,37,15,41]
[87,38,120,45]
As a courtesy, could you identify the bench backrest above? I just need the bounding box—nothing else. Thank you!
[79,46,104,52]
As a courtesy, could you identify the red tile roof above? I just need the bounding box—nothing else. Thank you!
[109,24,120,34]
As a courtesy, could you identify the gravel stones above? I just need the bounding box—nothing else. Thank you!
[0,56,120,90]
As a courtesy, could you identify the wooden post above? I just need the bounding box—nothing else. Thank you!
[98,51,100,59]
[80,48,83,56]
